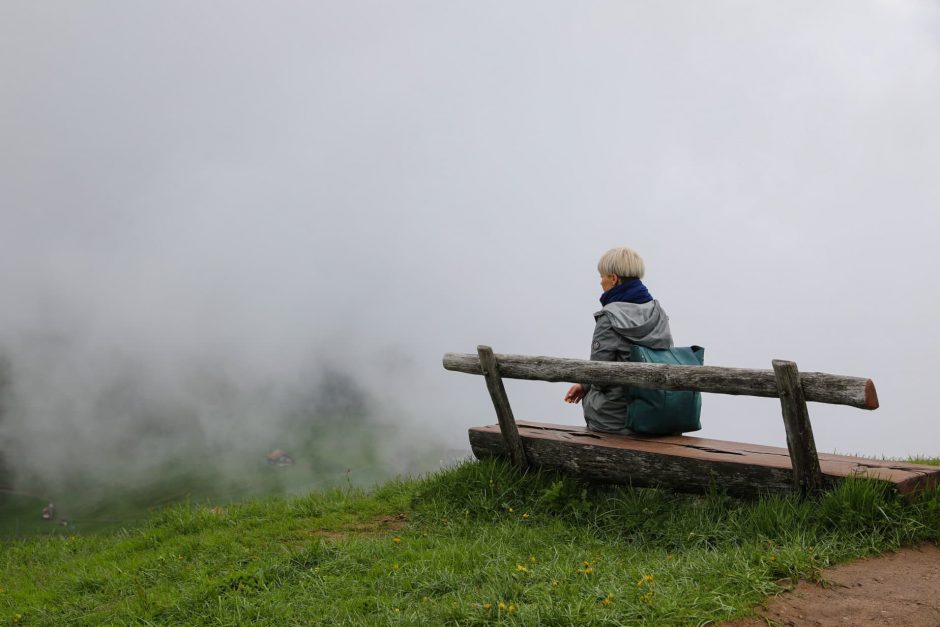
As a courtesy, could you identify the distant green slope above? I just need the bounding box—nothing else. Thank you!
[1,458,938,626]
[0,421,450,539]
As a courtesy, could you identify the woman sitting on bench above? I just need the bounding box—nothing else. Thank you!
[563,246,674,434]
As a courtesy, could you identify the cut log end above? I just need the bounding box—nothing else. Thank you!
[864,379,879,410]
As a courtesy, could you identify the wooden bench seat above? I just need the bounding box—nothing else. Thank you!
[469,421,940,498]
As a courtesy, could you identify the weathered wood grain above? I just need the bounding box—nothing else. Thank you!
[469,422,940,498]
[443,352,879,410]
[773,360,823,494]
[476,346,527,468]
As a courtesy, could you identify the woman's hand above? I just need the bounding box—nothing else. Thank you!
[564,384,585,404]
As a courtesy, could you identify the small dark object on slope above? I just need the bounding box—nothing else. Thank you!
[41,502,55,520]
[266,450,295,467]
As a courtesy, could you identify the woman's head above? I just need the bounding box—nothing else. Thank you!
[597,247,645,291]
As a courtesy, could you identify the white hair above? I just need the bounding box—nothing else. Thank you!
[597,247,645,279]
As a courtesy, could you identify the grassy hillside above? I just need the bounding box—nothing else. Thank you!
[1,458,939,626]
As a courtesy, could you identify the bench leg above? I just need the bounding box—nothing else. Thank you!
[772,360,823,496]
[478,345,528,468]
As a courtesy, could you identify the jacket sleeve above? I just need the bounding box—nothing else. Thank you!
[590,313,619,362]
[583,313,622,394]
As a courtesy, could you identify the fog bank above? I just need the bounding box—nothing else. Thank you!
[1,2,938,497]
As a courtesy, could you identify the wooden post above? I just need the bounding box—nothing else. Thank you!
[477,345,528,468]
[772,360,823,495]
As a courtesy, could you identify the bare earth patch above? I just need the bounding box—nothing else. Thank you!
[310,512,409,540]
[725,543,940,627]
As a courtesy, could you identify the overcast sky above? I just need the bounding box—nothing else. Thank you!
[1,1,938,490]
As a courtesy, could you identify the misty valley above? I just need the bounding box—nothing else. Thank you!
[0,357,461,539]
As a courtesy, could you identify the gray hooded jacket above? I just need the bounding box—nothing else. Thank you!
[582,300,673,434]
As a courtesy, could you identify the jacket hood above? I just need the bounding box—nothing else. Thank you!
[594,300,673,349]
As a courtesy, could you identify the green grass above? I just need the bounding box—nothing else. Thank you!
[1,458,939,626]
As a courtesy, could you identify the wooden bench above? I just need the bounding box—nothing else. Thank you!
[443,346,940,497]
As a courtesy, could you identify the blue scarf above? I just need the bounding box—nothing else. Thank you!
[600,278,653,306]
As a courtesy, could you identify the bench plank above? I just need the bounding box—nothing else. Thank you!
[469,421,939,497]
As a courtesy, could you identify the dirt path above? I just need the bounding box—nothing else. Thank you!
[725,544,940,627]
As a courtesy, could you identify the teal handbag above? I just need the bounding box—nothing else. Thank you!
[625,345,704,435]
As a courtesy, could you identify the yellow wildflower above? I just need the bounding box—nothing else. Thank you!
[483,603,492,610]
[392,536,401,544]
[522,512,529,520]
[498,601,507,610]
[515,564,528,572]
[508,604,517,614]
[602,593,614,606]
